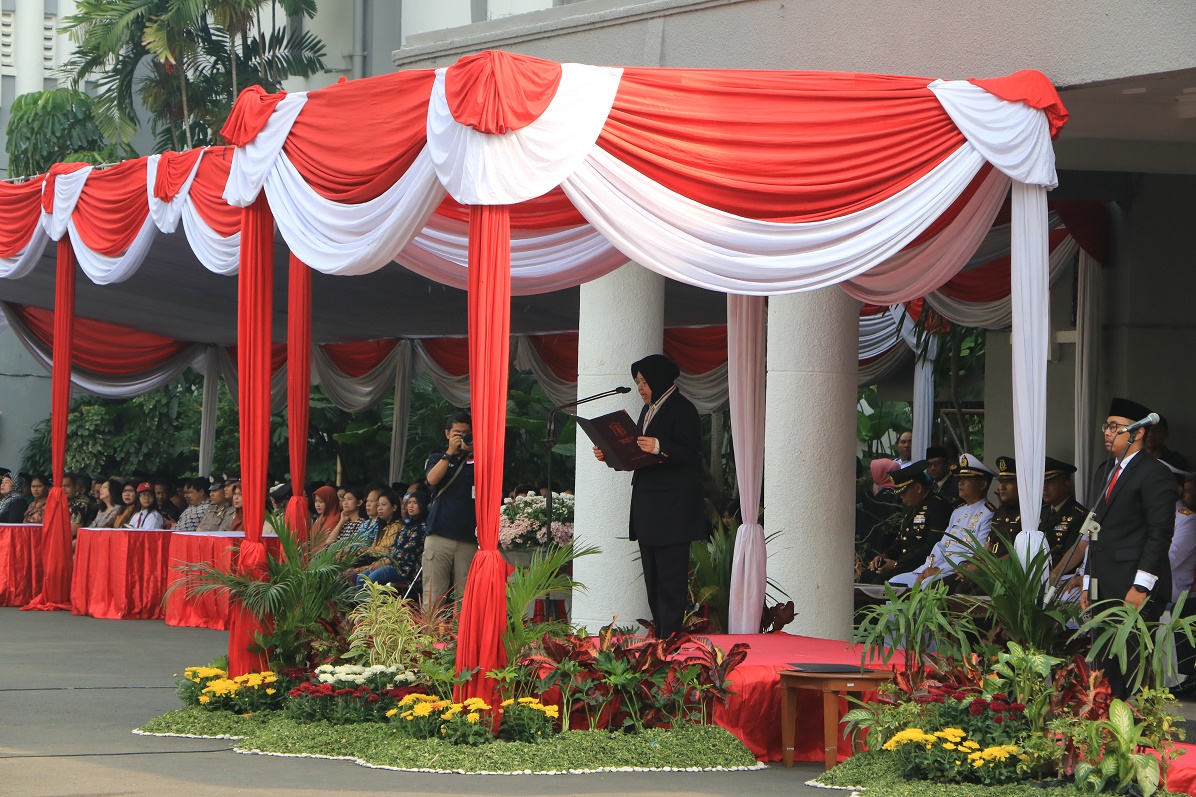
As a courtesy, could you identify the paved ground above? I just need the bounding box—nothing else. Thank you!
[0,608,831,797]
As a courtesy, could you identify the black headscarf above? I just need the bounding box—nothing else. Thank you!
[631,354,680,400]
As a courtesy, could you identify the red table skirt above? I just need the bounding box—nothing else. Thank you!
[71,528,174,620]
[704,632,900,763]
[0,524,43,607]
[165,532,282,630]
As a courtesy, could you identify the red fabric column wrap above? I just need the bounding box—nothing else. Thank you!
[227,195,274,675]
[454,205,511,703]
[22,240,76,611]
[286,254,312,544]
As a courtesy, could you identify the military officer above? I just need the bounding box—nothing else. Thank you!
[987,456,1021,559]
[890,454,995,587]
[864,460,954,582]
[1041,457,1088,583]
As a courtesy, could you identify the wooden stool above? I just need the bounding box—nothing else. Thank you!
[779,668,894,770]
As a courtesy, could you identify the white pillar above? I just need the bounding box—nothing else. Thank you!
[572,263,664,633]
[763,287,859,641]
[15,0,45,97]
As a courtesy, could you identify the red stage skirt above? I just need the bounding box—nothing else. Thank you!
[0,524,43,606]
[165,531,280,630]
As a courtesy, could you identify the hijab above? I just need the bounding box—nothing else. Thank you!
[870,458,900,491]
[311,485,341,533]
[0,472,26,517]
[630,354,681,399]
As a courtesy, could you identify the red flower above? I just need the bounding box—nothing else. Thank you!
[951,691,969,701]
[367,694,381,703]
[970,701,985,716]
[990,701,1010,713]
[1010,702,1026,712]
[993,715,1005,724]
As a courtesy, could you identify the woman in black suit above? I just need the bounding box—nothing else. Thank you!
[594,354,708,638]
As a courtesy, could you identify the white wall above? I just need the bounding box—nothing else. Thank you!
[0,330,51,474]
[403,0,472,44]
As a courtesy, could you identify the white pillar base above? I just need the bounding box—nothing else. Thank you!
[572,263,664,633]
[763,287,859,641]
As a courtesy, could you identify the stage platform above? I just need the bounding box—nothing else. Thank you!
[703,632,891,763]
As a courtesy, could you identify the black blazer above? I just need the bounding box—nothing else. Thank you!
[627,390,708,547]
[1090,452,1175,608]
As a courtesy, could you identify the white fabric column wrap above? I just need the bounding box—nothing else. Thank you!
[726,294,767,634]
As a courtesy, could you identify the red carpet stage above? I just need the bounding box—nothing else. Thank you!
[704,632,896,763]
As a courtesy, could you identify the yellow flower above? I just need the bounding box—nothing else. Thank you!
[198,695,210,704]
[962,740,980,750]
[411,702,435,718]
[542,706,560,719]
[266,688,276,695]
[385,708,399,718]
[501,699,515,707]
[882,728,937,751]
[466,712,480,724]
[518,697,537,704]
[942,742,957,750]
[399,693,434,707]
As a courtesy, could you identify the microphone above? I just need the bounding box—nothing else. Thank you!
[1123,413,1161,434]
[555,386,632,411]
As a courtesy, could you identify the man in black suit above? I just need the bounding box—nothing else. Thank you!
[1081,397,1176,697]
[593,353,706,638]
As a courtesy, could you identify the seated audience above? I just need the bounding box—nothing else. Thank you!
[228,482,245,532]
[1041,457,1088,584]
[113,482,138,528]
[347,490,404,581]
[63,473,98,527]
[890,455,994,587]
[357,490,428,595]
[22,475,48,524]
[986,456,1020,559]
[127,482,165,529]
[196,480,234,532]
[1146,415,1190,471]
[153,478,181,525]
[926,446,962,507]
[333,486,370,543]
[856,458,901,563]
[175,478,211,532]
[1167,470,1196,606]
[0,470,28,524]
[91,478,125,528]
[310,485,342,546]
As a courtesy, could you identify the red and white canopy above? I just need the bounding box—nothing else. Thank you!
[3,51,1067,691]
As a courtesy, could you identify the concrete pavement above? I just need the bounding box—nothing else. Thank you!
[0,608,831,796]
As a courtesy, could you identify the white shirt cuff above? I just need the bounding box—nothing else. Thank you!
[1082,575,1090,591]
[652,440,661,455]
[1135,571,1158,591]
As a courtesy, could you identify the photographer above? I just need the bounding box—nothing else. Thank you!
[421,412,478,607]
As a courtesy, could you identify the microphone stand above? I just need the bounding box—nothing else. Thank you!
[1043,426,1138,606]
[544,387,632,553]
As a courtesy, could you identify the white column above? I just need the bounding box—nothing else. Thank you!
[15,0,45,96]
[763,287,859,641]
[572,263,664,633]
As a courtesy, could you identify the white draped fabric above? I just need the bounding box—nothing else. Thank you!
[858,310,902,361]
[858,345,912,386]
[312,343,402,413]
[0,224,48,279]
[412,340,473,408]
[726,295,768,634]
[198,346,220,478]
[512,337,576,408]
[1074,250,1102,503]
[218,346,288,412]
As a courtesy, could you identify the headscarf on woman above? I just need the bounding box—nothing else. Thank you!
[630,353,681,398]
[0,471,27,523]
[870,458,900,492]
[310,485,342,537]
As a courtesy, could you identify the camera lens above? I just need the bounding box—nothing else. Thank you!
[462,432,473,446]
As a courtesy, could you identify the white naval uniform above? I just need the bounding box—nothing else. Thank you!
[889,499,993,587]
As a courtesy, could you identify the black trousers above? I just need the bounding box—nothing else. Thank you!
[638,540,691,638]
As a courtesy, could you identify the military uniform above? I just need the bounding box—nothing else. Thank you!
[1040,497,1087,566]
[986,456,1021,558]
[889,497,994,586]
[876,492,954,577]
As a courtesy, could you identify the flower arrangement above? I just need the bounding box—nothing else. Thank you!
[883,726,1025,785]
[389,693,495,745]
[313,663,419,689]
[499,491,574,550]
[498,697,559,743]
[179,669,283,713]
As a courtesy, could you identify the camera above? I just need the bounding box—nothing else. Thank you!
[461,432,473,446]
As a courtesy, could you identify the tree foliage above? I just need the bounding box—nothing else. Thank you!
[64,0,325,152]
[5,89,129,178]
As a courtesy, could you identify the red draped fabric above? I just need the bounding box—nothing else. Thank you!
[22,240,76,611]
[1051,200,1107,262]
[664,327,728,375]
[0,176,45,258]
[528,333,579,381]
[72,159,150,256]
[227,343,288,374]
[321,339,398,378]
[421,337,471,377]
[282,72,436,203]
[188,147,241,235]
[221,86,288,147]
[41,162,89,213]
[455,205,511,704]
[445,50,562,135]
[599,69,966,222]
[970,71,1069,138]
[70,528,173,619]
[153,148,207,201]
[228,196,273,676]
[286,255,312,544]
[436,190,587,230]
[9,304,192,374]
